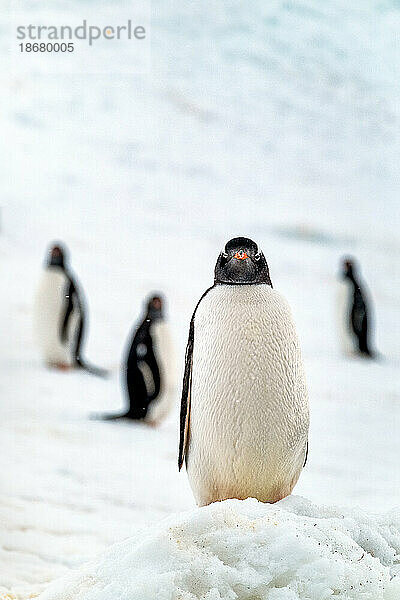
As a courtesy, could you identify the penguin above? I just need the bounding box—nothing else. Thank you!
[337,257,374,358]
[33,243,106,375]
[102,295,176,425]
[179,237,309,507]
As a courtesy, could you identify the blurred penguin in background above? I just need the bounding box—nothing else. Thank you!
[337,257,375,358]
[103,294,177,425]
[34,243,107,375]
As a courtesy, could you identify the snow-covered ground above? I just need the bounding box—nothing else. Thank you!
[37,497,400,600]
[1,0,400,597]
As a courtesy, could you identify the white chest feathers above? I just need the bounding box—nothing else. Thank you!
[145,320,178,425]
[33,268,81,366]
[187,284,309,506]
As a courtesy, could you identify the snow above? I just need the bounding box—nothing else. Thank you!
[1,0,400,598]
[38,497,400,600]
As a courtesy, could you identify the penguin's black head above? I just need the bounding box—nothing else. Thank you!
[341,257,357,279]
[146,295,164,320]
[214,237,272,286]
[47,243,68,269]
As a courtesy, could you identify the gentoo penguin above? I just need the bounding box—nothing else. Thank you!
[103,295,176,425]
[179,237,309,507]
[34,243,106,375]
[337,257,374,358]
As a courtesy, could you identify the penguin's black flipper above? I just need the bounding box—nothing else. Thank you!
[303,441,309,467]
[178,286,215,471]
[60,280,76,342]
[351,287,367,338]
[72,293,109,378]
[351,285,375,357]
[127,320,160,402]
[179,319,194,471]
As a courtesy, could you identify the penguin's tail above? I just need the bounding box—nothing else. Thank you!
[76,356,109,378]
[359,346,379,360]
[100,412,130,420]
[90,411,136,421]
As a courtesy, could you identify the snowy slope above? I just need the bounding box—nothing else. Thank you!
[38,498,400,600]
[1,0,400,597]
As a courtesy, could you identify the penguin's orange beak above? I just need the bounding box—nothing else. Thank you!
[234,250,248,260]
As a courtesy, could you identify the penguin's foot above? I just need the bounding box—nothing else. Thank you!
[57,363,71,371]
[48,362,72,371]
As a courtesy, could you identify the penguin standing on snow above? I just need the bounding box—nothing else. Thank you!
[103,295,176,425]
[34,243,106,375]
[179,237,309,507]
[337,257,374,358]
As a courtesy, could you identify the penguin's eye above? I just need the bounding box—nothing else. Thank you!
[254,252,261,262]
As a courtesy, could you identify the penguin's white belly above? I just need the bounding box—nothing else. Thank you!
[33,269,80,366]
[336,280,356,354]
[187,284,309,506]
[145,321,177,425]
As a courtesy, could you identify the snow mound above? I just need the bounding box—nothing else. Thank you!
[39,497,400,600]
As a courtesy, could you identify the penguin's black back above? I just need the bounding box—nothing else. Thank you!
[124,317,161,420]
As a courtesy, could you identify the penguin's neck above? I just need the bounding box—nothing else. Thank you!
[47,265,66,274]
[215,282,272,289]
